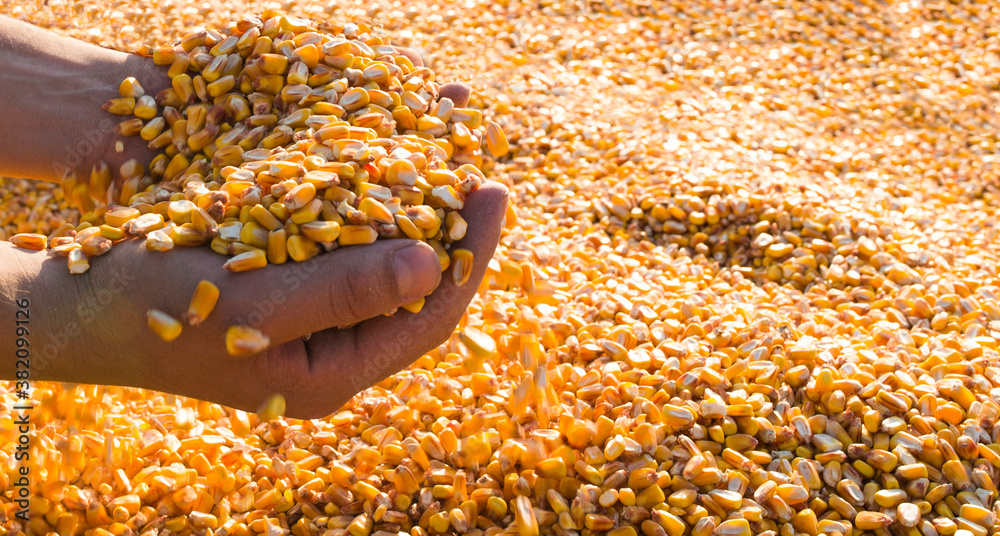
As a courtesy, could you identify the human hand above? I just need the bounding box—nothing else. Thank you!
[0,18,506,419]
[5,182,507,419]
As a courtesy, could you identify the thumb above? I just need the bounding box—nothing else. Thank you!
[439,82,471,107]
[204,239,441,345]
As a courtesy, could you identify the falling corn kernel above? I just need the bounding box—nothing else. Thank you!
[147,309,182,342]
[186,280,219,326]
[485,120,509,157]
[226,325,270,356]
[256,393,285,421]
[459,327,495,357]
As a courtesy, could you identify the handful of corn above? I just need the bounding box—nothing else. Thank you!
[8,10,507,352]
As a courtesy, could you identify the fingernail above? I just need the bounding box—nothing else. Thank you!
[393,244,440,301]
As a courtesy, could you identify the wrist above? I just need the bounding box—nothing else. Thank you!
[66,52,172,188]
[0,16,170,184]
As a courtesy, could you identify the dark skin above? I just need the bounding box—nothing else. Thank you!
[0,15,503,419]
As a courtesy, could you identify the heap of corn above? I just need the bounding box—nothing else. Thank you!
[4,0,1000,535]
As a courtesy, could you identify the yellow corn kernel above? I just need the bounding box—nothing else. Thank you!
[249,204,283,231]
[140,117,167,141]
[301,221,341,243]
[450,248,474,286]
[290,199,323,224]
[430,240,450,271]
[10,233,47,250]
[164,153,190,181]
[943,460,971,491]
[145,229,174,251]
[119,77,144,98]
[103,97,136,115]
[226,325,270,356]
[207,75,236,97]
[386,159,418,186]
[445,211,467,241]
[240,221,269,249]
[402,298,425,313]
[358,198,394,224]
[287,235,319,262]
[188,125,219,152]
[172,73,196,104]
[855,512,893,530]
[90,162,111,200]
[417,114,447,136]
[79,234,112,257]
[959,504,995,528]
[396,214,423,240]
[340,87,370,111]
[147,310,182,342]
[258,53,289,75]
[224,249,267,272]
[338,225,378,246]
[257,393,285,421]
[714,519,750,536]
[513,496,538,536]
[134,95,158,119]
[191,208,218,238]
[99,225,126,241]
[187,280,220,326]
[485,121,510,157]
[429,185,464,210]
[267,228,288,265]
[67,249,90,274]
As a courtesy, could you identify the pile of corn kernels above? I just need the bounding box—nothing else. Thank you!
[4,0,1000,536]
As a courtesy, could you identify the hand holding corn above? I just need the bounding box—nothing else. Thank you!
[1,182,506,418]
[0,11,510,417]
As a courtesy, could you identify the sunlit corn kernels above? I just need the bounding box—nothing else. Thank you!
[5,2,1000,536]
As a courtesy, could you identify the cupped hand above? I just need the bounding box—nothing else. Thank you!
[0,22,504,419]
[10,182,506,419]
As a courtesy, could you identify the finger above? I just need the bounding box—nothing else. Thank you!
[205,239,442,345]
[142,337,311,417]
[393,46,424,68]
[109,235,441,353]
[439,82,471,107]
[285,182,508,418]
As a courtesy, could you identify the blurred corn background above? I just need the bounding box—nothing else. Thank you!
[4,0,1000,535]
